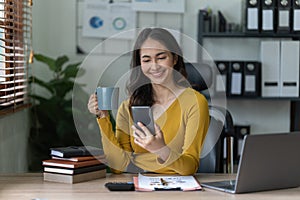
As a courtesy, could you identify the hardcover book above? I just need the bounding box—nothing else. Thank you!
[50,146,104,158]
[51,155,105,162]
[44,164,107,175]
[43,169,106,184]
[42,159,102,169]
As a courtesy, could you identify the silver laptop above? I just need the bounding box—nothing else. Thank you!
[201,132,300,194]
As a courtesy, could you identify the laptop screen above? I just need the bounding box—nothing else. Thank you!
[235,133,300,193]
[202,132,300,194]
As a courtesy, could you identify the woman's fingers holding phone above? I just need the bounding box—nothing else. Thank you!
[137,122,156,137]
[132,123,147,138]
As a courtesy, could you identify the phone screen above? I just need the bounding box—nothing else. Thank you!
[131,106,155,135]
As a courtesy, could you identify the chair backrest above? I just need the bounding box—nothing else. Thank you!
[185,62,234,173]
[184,62,212,92]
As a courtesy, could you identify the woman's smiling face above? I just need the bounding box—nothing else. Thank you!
[140,38,177,85]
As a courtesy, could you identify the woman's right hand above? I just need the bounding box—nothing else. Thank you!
[87,93,109,118]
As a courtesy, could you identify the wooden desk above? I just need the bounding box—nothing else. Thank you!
[0,173,299,200]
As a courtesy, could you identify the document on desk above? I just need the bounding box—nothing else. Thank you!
[133,173,202,191]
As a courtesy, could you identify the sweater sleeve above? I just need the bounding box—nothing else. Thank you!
[96,101,133,173]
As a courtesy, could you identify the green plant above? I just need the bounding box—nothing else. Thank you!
[28,54,92,171]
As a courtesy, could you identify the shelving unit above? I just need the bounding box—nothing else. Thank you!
[197,10,300,46]
[197,10,300,132]
[200,32,300,44]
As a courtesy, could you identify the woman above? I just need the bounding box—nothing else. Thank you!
[88,28,209,175]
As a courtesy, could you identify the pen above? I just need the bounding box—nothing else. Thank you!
[160,178,168,186]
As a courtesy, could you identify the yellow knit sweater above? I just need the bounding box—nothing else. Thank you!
[97,88,209,175]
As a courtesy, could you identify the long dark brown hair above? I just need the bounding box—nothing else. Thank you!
[127,28,188,108]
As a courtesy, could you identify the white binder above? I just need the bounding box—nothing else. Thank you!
[280,41,300,97]
[261,41,281,97]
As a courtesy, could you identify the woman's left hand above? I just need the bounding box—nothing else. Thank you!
[132,123,170,161]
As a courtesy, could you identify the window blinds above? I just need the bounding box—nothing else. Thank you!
[0,0,32,113]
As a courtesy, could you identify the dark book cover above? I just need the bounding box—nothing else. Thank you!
[50,146,104,158]
[44,164,107,175]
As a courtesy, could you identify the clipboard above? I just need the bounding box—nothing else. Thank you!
[133,174,202,192]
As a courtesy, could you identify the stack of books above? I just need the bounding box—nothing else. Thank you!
[43,146,107,184]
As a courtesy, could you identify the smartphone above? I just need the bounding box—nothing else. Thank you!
[131,106,155,135]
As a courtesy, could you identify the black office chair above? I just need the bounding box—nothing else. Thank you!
[184,62,235,173]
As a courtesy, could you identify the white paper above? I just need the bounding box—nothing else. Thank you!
[245,75,256,92]
[216,74,226,92]
[278,10,289,27]
[294,10,300,31]
[137,173,200,190]
[262,10,274,30]
[82,1,136,39]
[231,72,242,95]
[132,0,185,13]
[247,8,258,29]
[82,0,109,38]
[109,3,136,38]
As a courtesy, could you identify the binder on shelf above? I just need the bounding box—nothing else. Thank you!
[234,125,250,162]
[261,0,276,32]
[277,0,292,32]
[199,10,212,33]
[214,61,229,96]
[243,61,262,97]
[280,40,300,97]
[292,0,300,32]
[228,61,244,96]
[261,40,281,97]
[212,14,217,32]
[246,0,261,32]
[218,11,227,32]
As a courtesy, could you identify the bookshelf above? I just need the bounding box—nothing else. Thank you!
[197,10,300,132]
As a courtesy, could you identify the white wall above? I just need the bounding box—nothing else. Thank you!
[1,0,291,172]
[31,0,290,134]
